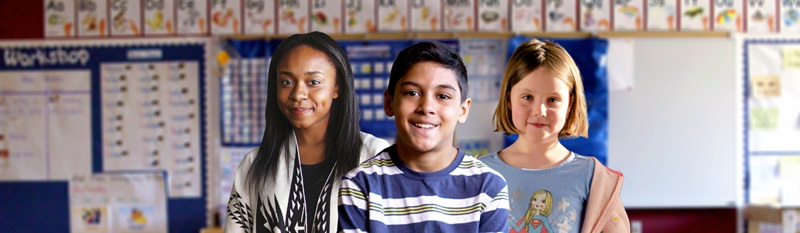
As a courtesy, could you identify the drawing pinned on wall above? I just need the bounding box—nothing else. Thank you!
[377,0,408,32]
[71,206,110,233]
[109,0,142,36]
[210,0,242,35]
[410,0,441,31]
[176,0,208,34]
[443,0,476,31]
[144,0,175,35]
[751,76,781,98]
[779,0,800,32]
[345,0,375,33]
[277,1,309,34]
[581,0,612,31]
[477,0,509,32]
[45,0,76,37]
[614,0,644,31]
[746,0,777,33]
[646,0,678,30]
[311,0,343,33]
[243,0,275,35]
[546,0,578,31]
[713,0,743,32]
[511,0,544,32]
[77,0,108,37]
[751,108,779,129]
[679,0,711,31]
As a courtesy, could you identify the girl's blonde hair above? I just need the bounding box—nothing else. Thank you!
[493,39,588,138]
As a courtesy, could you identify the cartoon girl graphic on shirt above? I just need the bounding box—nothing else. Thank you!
[509,189,554,233]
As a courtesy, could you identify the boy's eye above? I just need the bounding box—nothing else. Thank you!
[404,91,420,96]
[437,94,451,100]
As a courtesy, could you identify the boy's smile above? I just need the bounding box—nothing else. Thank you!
[384,61,471,155]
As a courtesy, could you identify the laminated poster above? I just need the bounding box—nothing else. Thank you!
[646,0,678,30]
[410,0,442,31]
[779,0,800,32]
[713,0,743,31]
[478,0,509,32]
[745,0,777,33]
[243,0,275,35]
[679,0,712,31]
[378,0,409,32]
[511,0,544,32]
[345,0,376,33]
[614,0,645,31]
[444,0,476,32]
[580,0,612,31]
[176,0,208,34]
[210,0,242,35]
[110,0,143,36]
[546,0,578,31]
[277,0,310,34]
[310,0,343,34]
[44,0,76,37]
[77,0,109,37]
[143,0,175,35]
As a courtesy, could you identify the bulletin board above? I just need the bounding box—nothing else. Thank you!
[0,38,212,233]
[740,35,800,206]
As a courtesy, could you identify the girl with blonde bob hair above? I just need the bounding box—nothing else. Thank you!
[479,38,629,233]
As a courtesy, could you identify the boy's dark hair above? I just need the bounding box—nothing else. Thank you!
[245,31,362,194]
[388,41,469,102]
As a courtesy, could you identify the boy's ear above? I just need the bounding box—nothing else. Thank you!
[383,90,394,117]
[458,98,472,123]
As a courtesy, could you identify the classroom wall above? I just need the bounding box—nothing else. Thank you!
[0,1,744,232]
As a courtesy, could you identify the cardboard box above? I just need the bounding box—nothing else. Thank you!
[747,205,800,233]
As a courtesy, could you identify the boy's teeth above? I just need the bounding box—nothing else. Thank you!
[414,123,435,129]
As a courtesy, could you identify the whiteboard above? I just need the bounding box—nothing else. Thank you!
[608,37,742,208]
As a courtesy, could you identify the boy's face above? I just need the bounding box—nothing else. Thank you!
[384,61,471,154]
[508,68,570,143]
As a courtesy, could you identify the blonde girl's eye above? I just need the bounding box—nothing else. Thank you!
[548,97,560,103]
[522,95,533,101]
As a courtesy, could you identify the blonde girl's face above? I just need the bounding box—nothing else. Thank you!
[532,193,548,211]
[508,68,571,144]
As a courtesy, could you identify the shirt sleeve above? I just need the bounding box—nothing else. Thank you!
[479,177,510,233]
[338,171,369,233]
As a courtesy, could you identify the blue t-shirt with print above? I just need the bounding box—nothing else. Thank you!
[479,152,594,233]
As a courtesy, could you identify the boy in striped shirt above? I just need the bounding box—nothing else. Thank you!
[338,41,510,233]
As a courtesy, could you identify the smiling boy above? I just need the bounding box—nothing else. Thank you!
[338,41,510,232]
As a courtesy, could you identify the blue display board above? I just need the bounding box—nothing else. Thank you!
[0,40,208,233]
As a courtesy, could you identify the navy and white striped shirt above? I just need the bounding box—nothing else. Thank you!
[338,145,510,233]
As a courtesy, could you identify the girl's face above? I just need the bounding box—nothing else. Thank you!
[276,45,339,133]
[532,193,548,211]
[508,68,571,144]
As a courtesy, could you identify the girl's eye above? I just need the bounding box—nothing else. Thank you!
[309,79,321,85]
[522,95,533,100]
[280,80,293,86]
[437,94,451,100]
[548,97,560,103]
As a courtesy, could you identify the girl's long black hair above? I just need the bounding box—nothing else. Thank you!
[245,31,362,193]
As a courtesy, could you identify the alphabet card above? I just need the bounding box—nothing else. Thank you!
[277,0,309,34]
[109,0,142,36]
[176,0,208,34]
[511,0,544,32]
[581,0,613,31]
[546,0,578,31]
[378,0,409,32]
[210,0,242,35]
[614,0,645,30]
[745,0,777,33]
[646,0,678,30]
[444,0,476,32]
[478,0,509,32]
[77,0,108,37]
[311,0,343,33]
[410,0,442,31]
[679,0,712,31]
[44,0,76,37]
[779,0,800,32]
[345,0,376,33]
[712,0,743,31]
[143,0,175,35]
[243,0,275,35]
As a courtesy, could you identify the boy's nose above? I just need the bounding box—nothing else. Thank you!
[415,95,435,114]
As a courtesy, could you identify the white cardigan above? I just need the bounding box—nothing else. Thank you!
[225,131,389,233]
